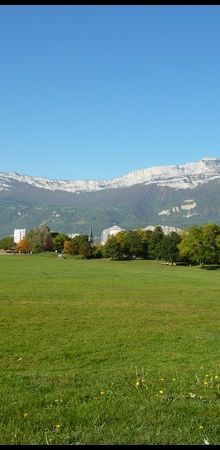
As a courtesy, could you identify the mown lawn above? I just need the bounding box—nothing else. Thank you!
[0,254,219,444]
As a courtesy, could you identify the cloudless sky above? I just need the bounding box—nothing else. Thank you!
[1,5,220,180]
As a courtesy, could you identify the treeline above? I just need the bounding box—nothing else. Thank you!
[12,225,95,259]
[1,223,220,266]
[103,224,220,266]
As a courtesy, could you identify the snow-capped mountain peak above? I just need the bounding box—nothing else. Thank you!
[1,157,220,193]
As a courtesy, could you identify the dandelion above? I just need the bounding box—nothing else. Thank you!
[172,378,176,381]
[214,375,218,379]
[23,413,28,418]
[160,378,165,381]
[199,425,204,429]
[135,381,140,386]
[100,390,105,395]
[55,424,60,431]
[204,381,208,385]
[159,390,164,394]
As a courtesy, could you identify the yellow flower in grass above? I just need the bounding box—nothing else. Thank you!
[172,378,176,381]
[135,381,140,386]
[100,390,105,395]
[215,375,218,379]
[204,381,208,385]
[199,425,204,430]
[23,412,28,418]
[55,424,60,430]
[159,390,164,394]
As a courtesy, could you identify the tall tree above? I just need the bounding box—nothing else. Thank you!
[104,235,122,260]
[177,225,220,266]
[53,233,69,253]
[64,239,75,255]
[71,235,89,255]
[201,223,220,265]
[148,226,165,260]
[161,232,181,265]
[178,226,204,266]
[25,225,53,253]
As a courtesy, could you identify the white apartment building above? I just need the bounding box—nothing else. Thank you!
[14,229,26,243]
[101,225,124,245]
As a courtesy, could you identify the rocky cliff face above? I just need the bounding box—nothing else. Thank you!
[0,158,220,238]
[1,157,220,193]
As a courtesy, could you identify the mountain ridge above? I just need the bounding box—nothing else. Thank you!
[1,157,220,193]
[1,157,220,238]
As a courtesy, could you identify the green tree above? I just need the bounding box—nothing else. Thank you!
[136,229,152,259]
[104,235,122,260]
[39,225,53,251]
[178,227,203,265]
[201,223,220,265]
[122,230,143,258]
[92,244,103,258]
[161,232,181,265]
[79,241,93,259]
[215,234,220,264]
[178,224,220,267]
[53,233,69,253]
[24,225,53,253]
[72,235,89,255]
[0,236,15,251]
[64,239,75,255]
[148,226,165,260]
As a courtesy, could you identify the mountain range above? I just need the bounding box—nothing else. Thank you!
[1,157,220,238]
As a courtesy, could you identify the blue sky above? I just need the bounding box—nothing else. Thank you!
[1,5,220,180]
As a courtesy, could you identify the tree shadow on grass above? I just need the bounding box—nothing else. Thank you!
[202,265,220,270]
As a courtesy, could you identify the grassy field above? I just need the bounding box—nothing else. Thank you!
[0,254,219,445]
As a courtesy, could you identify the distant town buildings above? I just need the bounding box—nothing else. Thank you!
[101,225,125,245]
[11,224,182,247]
[14,229,26,243]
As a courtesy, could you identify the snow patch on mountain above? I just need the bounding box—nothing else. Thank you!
[0,157,220,193]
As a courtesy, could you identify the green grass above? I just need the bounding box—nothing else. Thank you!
[0,254,219,444]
